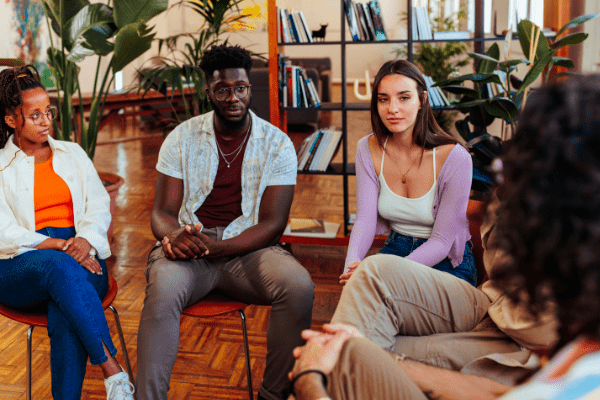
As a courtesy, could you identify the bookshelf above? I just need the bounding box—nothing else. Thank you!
[268,0,489,241]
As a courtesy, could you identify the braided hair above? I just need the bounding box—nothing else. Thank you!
[0,65,45,149]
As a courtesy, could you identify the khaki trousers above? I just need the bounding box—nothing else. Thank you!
[136,227,315,400]
[332,255,535,386]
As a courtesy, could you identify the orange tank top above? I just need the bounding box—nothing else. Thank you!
[34,155,75,230]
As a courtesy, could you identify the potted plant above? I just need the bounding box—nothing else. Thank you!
[434,13,599,194]
[137,0,260,127]
[42,0,169,239]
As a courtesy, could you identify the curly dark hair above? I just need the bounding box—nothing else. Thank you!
[494,74,600,345]
[370,59,458,152]
[0,64,45,149]
[199,44,252,82]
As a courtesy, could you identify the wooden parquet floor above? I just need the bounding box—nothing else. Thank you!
[0,100,376,399]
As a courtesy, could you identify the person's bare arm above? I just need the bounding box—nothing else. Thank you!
[151,172,207,259]
[399,359,511,400]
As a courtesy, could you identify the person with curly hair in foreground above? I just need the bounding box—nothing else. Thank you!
[288,75,600,400]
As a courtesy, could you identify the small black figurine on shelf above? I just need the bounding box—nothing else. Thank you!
[312,24,328,41]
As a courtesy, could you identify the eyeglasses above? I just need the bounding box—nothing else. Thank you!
[16,107,57,125]
[212,85,251,102]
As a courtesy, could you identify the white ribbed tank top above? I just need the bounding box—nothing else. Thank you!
[377,138,436,239]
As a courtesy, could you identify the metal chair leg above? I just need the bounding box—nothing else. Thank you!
[108,305,134,384]
[27,325,34,400]
[239,310,253,400]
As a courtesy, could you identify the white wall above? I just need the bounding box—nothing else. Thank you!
[582,0,600,73]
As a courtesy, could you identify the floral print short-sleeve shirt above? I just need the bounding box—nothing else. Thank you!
[156,110,297,239]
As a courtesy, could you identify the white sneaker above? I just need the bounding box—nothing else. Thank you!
[104,370,135,400]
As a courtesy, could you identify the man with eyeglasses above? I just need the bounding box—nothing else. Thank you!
[136,44,315,400]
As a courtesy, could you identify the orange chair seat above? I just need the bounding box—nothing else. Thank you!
[182,292,247,318]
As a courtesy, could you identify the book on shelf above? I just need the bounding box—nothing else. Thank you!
[432,31,470,40]
[412,6,433,40]
[343,0,361,41]
[344,0,386,42]
[284,220,341,238]
[278,9,313,43]
[368,0,386,40]
[279,55,322,110]
[290,218,325,233]
[296,128,343,172]
[423,75,450,108]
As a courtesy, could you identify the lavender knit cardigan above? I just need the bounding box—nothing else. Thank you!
[344,134,472,272]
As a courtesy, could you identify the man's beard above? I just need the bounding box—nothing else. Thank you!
[209,97,251,131]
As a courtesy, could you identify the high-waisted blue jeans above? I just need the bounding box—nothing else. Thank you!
[0,227,116,400]
[379,230,477,287]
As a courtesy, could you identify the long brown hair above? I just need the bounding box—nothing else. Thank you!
[370,59,457,151]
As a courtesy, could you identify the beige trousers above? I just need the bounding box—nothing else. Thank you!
[136,227,315,400]
[331,255,535,386]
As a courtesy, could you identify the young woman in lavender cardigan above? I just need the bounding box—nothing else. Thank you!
[340,60,476,286]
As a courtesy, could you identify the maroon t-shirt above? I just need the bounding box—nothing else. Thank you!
[195,131,250,229]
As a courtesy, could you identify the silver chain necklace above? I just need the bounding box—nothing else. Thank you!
[215,119,252,168]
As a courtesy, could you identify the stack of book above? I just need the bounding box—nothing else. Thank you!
[423,74,450,108]
[278,55,321,109]
[297,129,343,172]
[278,8,313,43]
[412,6,470,41]
[344,0,387,42]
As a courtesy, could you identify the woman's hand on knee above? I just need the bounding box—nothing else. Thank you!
[80,256,103,275]
[63,237,92,263]
[339,262,360,285]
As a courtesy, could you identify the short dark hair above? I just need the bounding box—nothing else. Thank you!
[199,44,252,82]
[0,64,45,149]
[370,59,457,151]
[494,74,600,346]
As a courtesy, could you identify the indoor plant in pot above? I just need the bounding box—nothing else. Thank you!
[434,13,599,194]
[43,0,168,239]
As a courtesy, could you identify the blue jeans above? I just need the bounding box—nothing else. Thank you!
[0,227,116,400]
[379,230,477,287]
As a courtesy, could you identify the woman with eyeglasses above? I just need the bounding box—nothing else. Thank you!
[0,65,134,400]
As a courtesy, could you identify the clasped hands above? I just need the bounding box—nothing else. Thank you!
[288,323,364,392]
[161,223,215,260]
[44,237,101,275]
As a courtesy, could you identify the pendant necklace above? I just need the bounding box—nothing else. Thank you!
[398,151,419,184]
[215,119,251,168]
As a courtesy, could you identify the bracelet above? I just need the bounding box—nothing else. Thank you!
[291,369,328,394]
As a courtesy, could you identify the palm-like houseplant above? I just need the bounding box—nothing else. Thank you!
[137,0,254,126]
[434,14,599,193]
[43,0,169,160]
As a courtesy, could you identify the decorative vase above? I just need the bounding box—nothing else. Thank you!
[98,172,125,245]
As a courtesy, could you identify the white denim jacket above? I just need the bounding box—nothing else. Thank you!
[0,136,111,260]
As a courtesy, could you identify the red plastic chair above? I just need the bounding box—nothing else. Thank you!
[182,292,253,400]
[0,276,133,400]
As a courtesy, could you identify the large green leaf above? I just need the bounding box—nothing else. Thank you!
[476,43,499,74]
[113,0,168,29]
[66,38,97,63]
[64,4,116,53]
[556,13,599,37]
[518,19,550,62]
[552,57,575,69]
[112,21,155,72]
[518,50,555,94]
[552,33,589,50]
[499,58,530,70]
[42,0,89,36]
[437,85,480,97]
[483,98,519,121]
[436,73,503,87]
